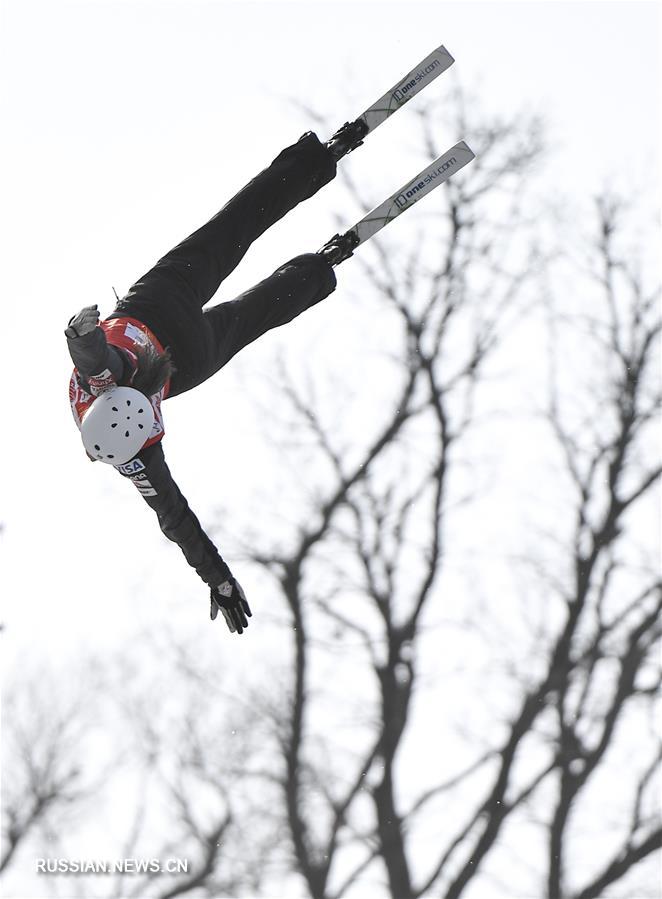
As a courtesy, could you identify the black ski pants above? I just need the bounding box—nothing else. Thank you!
[108,132,338,397]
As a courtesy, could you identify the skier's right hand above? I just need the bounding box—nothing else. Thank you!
[210,578,252,635]
[65,304,100,338]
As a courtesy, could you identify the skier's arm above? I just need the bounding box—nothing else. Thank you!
[118,442,235,590]
[65,305,131,393]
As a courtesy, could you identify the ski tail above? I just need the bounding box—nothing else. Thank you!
[347,141,475,247]
[357,45,455,135]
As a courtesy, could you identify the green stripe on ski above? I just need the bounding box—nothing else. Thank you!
[349,141,475,246]
[358,45,455,134]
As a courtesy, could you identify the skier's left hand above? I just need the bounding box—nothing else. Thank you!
[210,577,252,634]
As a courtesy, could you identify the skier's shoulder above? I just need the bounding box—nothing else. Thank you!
[113,442,165,478]
[113,442,169,501]
[102,315,166,356]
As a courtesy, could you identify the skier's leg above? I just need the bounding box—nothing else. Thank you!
[108,133,337,394]
[183,253,337,390]
[127,133,336,312]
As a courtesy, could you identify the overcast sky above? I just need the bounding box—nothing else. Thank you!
[0,0,659,672]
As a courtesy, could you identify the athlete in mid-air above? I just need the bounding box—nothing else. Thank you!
[66,123,367,635]
[67,46,473,636]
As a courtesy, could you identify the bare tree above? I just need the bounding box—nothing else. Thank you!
[1,640,281,899]
[1,665,107,877]
[105,634,282,899]
[227,92,553,899]
[537,193,661,899]
[222,97,661,898]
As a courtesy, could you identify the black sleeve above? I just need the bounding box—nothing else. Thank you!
[116,442,232,589]
[66,327,128,388]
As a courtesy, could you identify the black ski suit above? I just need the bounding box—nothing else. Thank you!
[67,132,338,588]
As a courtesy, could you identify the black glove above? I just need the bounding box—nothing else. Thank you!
[65,304,100,338]
[210,577,252,635]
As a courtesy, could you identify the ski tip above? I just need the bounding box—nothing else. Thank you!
[453,139,475,160]
[437,45,455,64]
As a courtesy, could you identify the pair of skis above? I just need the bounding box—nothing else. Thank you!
[327,44,474,249]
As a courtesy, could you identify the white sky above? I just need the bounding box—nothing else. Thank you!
[0,0,659,671]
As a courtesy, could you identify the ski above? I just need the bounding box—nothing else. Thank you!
[353,45,455,138]
[346,140,475,247]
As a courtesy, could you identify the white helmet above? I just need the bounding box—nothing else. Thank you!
[80,386,155,464]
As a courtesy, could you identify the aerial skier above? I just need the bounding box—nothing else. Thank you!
[66,45,474,635]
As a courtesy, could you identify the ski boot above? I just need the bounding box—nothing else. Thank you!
[317,230,360,267]
[325,119,369,161]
